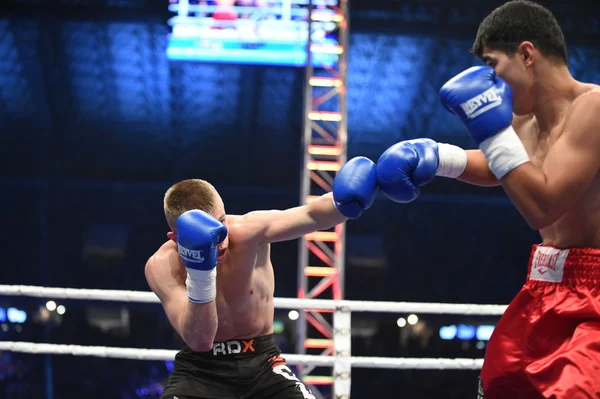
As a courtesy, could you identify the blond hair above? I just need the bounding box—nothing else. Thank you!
[163,179,219,231]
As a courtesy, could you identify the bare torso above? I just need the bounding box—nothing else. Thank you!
[515,84,600,248]
[156,214,275,341]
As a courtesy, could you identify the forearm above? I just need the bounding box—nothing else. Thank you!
[457,150,501,187]
[501,163,560,229]
[438,143,552,226]
[181,263,219,351]
[435,144,499,187]
[309,192,348,228]
[179,299,218,352]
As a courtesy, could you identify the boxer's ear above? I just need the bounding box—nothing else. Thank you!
[518,41,535,67]
[167,231,177,242]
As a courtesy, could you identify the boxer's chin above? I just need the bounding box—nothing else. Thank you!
[217,248,227,262]
[513,104,530,116]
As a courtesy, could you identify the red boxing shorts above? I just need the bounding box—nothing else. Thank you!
[480,245,600,399]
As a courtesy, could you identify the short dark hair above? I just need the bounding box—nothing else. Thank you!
[163,179,218,231]
[472,0,568,65]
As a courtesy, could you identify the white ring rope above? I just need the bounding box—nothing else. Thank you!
[0,285,507,315]
[0,284,497,371]
[0,341,484,370]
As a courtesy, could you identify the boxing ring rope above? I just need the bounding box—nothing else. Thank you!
[0,341,484,370]
[0,284,504,397]
[0,285,508,315]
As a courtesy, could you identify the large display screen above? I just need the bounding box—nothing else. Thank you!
[166,0,340,68]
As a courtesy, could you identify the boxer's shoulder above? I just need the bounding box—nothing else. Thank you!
[561,86,600,129]
[148,241,181,270]
[578,83,600,95]
[145,241,187,292]
[568,84,600,110]
[225,214,246,235]
[156,240,178,258]
[225,214,261,245]
[225,214,244,224]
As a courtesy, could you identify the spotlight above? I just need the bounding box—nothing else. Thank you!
[288,310,299,321]
[46,301,57,311]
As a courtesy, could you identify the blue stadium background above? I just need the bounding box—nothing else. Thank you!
[0,0,599,397]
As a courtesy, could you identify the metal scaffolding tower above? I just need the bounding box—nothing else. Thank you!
[297,0,350,398]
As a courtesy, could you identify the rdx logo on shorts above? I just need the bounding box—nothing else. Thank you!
[212,339,255,356]
[178,245,205,263]
[459,87,503,119]
[530,246,569,283]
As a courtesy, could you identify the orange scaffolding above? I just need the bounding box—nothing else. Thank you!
[297,1,350,397]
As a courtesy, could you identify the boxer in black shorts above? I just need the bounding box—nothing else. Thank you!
[145,167,377,398]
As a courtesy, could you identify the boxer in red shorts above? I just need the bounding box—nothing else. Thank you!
[372,1,600,398]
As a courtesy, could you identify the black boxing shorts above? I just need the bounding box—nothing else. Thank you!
[161,334,315,399]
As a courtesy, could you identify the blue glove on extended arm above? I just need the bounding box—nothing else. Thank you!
[177,210,228,303]
[376,138,439,203]
[333,156,378,219]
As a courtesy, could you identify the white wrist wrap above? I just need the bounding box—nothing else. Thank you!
[186,268,217,303]
[479,126,530,179]
[436,143,467,178]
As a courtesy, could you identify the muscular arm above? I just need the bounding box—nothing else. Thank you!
[457,150,501,187]
[145,251,217,352]
[500,92,600,229]
[242,193,347,244]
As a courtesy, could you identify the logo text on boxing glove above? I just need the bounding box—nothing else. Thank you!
[178,245,205,263]
[459,87,503,119]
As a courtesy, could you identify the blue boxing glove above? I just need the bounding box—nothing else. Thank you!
[333,156,378,219]
[376,139,439,203]
[440,66,529,179]
[439,66,513,144]
[177,210,228,303]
